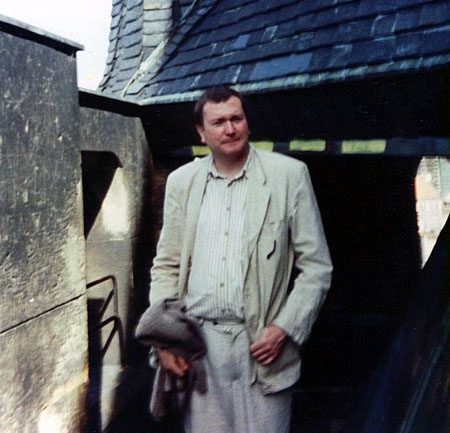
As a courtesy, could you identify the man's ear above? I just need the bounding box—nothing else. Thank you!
[196,124,206,145]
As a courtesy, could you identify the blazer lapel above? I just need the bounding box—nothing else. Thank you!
[177,156,210,297]
[242,151,270,279]
[183,156,211,261]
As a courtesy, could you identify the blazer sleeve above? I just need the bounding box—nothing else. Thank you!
[149,173,183,305]
[272,164,333,346]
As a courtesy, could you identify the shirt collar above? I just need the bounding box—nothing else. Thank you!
[208,147,253,181]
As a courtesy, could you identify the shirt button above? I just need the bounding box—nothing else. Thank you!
[222,257,226,261]
[226,206,231,211]
[224,232,229,237]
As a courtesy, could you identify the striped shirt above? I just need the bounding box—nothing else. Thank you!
[184,151,252,320]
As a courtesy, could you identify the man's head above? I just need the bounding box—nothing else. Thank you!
[194,85,245,126]
[194,85,250,162]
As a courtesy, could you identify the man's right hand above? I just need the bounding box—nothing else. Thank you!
[157,349,190,377]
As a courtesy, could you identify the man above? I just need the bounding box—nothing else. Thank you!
[149,85,332,433]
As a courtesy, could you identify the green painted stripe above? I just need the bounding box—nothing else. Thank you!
[192,146,211,156]
[342,140,386,154]
[252,141,274,151]
[290,140,326,152]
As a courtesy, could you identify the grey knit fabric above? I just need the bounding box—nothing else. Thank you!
[135,298,207,420]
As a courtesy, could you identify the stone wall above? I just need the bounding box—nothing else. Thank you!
[0,18,88,433]
[77,95,152,430]
[0,18,152,433]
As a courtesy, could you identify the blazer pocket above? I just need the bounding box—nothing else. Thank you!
[266,240,276,259]
[259,218,284,258]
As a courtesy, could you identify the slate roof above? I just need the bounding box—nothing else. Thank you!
[99,0,144,93]
[99,0,450,104]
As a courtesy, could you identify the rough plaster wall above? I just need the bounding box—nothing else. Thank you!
[0,30,87,432]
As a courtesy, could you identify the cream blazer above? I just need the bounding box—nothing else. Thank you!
[150,148,332,393]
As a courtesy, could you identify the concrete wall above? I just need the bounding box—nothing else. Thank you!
[78,96,152,430]
[0,19,87,433]
[0,18,152,433]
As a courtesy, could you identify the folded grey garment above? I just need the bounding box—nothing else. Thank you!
[135,297,206,359]
[135,298,208,419]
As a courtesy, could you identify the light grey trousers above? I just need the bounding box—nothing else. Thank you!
[184,321,292,433]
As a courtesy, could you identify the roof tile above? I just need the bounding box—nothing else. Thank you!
[358,1,399,16]
[124,3,143,23]
[143,33,164,47]
[231,34,251,50]
[294,13,318,33]
[119,57,141,72]
[396,32,424,57]
[143,7,171,21]
[213,0,254,15]
[127,0,143,9]
[261,26,278,43]
[111,13,123,29]
[316,2,360,28]
[112,2,123,17]
[123,32,142,48]
[351,37,397,65]
[249,53,313,81]
[332,18,373,43]
[309,45,349,71]
[143,19,171,34]
[238,63,255,82]
[422,26,450,56]
[126,80,147,95]
[420,2,450,26]
[248,29,265,46]
[394,8,421,32]
[395,0,435,8]
[109,25,120,41]
[122,42,142,59]
[296,0,326,15]
[123,17,143,35]
[371,14,396,36]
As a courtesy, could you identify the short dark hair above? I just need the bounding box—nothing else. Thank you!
[194,85,245,126]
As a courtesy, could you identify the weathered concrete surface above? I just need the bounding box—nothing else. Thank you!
[79,106,150,236]
[86,239,133,365]
[0,297,89,433]
[79,105,150,352]
[0,26,84,332]
[0,20,88,433]
[79,100,152,429]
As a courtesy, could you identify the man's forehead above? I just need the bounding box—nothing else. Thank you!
[202,96,244,119]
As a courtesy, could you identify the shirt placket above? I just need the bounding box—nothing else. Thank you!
[219,180,233,316]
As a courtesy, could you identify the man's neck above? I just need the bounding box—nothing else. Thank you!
[213,147,250,179]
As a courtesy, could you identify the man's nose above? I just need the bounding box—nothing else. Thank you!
[224,121,235,134]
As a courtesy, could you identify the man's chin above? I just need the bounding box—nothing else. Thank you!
[221,141,249,154]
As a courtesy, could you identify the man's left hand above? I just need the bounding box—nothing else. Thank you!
[249,324,287,365]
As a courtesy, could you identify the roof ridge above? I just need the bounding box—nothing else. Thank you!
[122,0,221,97]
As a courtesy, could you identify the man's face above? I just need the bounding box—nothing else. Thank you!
[196,96,250,159]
